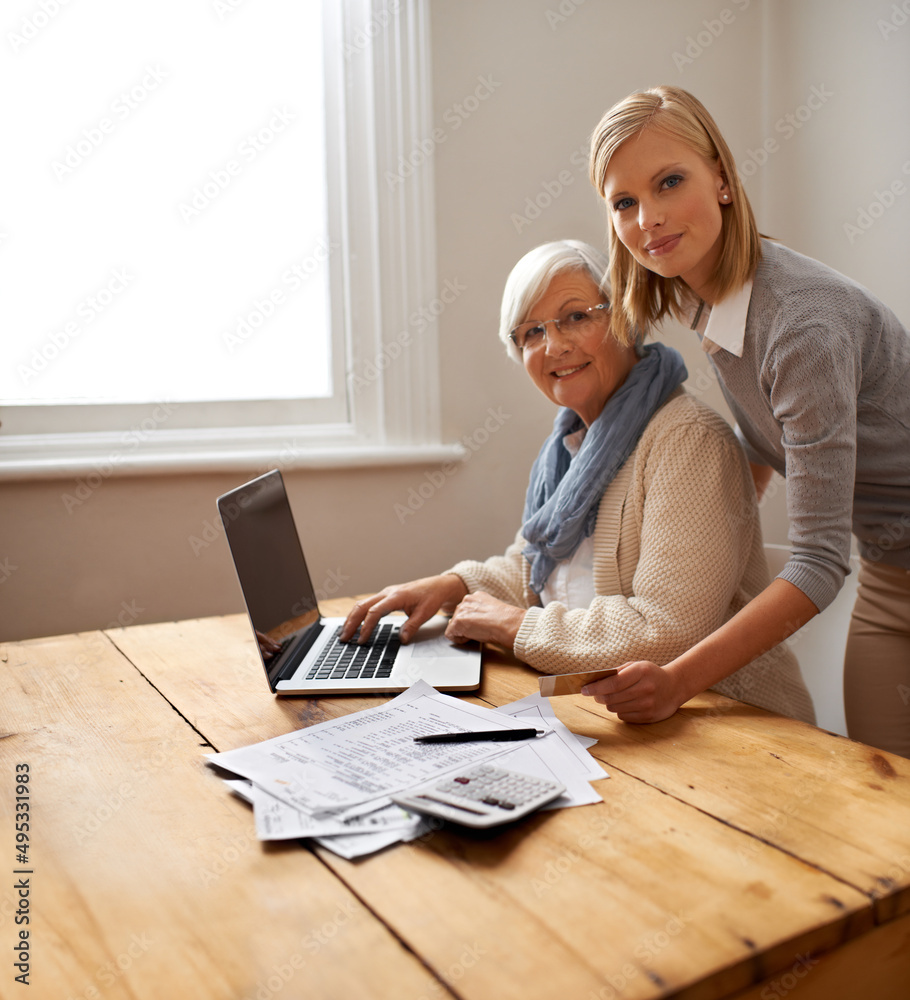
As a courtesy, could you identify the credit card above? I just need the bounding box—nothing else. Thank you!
[538,668,618,697]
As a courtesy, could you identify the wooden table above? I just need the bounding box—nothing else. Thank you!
[3,602,910,1000]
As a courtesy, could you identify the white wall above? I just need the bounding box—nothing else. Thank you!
[2,0,908,642]
[751,0,910,545]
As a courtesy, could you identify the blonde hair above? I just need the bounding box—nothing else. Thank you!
[498,240,613,362]
[589,85,761,346]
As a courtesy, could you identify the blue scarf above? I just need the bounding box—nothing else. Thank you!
[522,343,687,594]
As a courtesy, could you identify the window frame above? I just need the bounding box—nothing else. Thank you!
[0,0,462,480]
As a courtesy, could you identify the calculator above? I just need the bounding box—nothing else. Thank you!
[391,763,566,829]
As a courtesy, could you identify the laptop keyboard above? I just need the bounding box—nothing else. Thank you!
[304,623,401,682]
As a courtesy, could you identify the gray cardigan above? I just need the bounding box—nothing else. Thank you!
[708,239,910,612]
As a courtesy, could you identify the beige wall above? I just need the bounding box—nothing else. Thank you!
[3,0,908,642]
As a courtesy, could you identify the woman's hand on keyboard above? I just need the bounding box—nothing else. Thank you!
[340,574,469,644]
[444,591,525,649]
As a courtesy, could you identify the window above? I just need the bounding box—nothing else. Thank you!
[0,0,458,478]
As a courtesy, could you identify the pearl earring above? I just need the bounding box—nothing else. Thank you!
[722,193,730,202]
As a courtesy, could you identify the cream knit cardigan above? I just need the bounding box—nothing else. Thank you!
[448,389,816,724]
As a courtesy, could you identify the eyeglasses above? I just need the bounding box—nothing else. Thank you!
[509,302,610,352]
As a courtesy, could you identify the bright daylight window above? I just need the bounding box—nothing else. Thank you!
[2,0,330,410]
[0,0,451,478]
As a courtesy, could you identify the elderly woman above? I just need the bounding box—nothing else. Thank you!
[341,240,815,725]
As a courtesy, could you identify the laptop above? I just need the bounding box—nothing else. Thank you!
[217,469,482,695]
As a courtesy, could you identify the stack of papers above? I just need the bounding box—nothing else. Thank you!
[209,680,607,858]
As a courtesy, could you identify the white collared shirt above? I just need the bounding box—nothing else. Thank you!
[540,427,596,610]
[688,279,753,357]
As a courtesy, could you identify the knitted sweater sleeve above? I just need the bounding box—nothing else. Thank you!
[513,410,756,673]
[445,531,534,610]
[759,289,859,609]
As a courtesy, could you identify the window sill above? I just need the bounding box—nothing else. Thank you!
[0,426,468,481]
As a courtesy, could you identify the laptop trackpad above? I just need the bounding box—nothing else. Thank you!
[406,616,478,658]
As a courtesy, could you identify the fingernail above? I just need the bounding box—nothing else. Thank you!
[581,686,590,696]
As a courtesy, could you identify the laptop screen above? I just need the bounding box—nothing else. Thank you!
[218,470,321,687]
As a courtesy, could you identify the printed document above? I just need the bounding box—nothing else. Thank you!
[209,680,542,815]
[212,680,609,859]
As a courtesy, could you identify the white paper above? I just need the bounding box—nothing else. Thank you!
[226,778,426,846]
[219,682,608,852]
[209,680,544,815]
[312,819,433,859]
[252,784,419,841]
[496,692,607,782]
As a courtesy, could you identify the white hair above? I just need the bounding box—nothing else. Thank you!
[498,240,611,361]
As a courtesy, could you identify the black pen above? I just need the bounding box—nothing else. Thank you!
[414,728,545,744]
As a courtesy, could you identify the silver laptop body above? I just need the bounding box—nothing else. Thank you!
[217,469,482,695]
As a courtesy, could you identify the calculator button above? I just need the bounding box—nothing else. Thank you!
[390,765,566,829]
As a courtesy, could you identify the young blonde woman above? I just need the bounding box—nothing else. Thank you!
[586,85,910,757]
[342,240,814,724]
